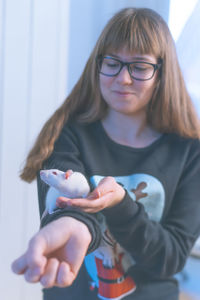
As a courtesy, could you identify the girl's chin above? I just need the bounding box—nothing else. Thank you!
[107,101,147,116]
[110,106,141,115]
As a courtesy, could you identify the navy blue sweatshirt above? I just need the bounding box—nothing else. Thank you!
[38,120,200,300]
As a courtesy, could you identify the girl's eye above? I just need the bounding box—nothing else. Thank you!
[103,58,120,68]
[131,63,152,73]
[52,171,57,175]
[135,66,146,70]
[107,63,119,68]
[133,66,148,72]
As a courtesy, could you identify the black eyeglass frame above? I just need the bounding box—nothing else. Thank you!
[96,55,162,81]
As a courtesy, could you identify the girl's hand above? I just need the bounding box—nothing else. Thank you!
[11,217,91,288]
[56,176,125,213]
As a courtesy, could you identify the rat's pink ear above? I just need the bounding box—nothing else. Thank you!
[65,169,73,179]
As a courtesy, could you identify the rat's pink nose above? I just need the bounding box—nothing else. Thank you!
[65,169,73,179]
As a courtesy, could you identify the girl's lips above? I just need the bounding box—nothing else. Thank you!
[113,90,134,95]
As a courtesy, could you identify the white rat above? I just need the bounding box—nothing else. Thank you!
[40,169,90,215]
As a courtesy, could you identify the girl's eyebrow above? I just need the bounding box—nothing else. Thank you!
[106,53,153,61]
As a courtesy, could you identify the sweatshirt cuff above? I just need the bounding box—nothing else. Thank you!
[40,207,101,253]
[102,190,139,225]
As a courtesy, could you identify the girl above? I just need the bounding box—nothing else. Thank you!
[12,7,200,300]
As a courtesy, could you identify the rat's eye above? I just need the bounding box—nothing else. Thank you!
[52,171,57,175]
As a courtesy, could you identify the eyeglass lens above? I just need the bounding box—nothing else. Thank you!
[100,57,155,80]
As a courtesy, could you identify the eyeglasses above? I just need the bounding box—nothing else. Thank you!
[97,56,162,81]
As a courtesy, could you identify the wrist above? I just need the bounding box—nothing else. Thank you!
[110,184,126,208]
[41,216,92,250]
[118,184,126,201]
[67,217,92,246]
[56,216,92,245]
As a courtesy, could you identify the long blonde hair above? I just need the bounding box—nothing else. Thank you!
[21,7,200,182]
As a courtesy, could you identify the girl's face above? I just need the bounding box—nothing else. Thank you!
[99,48,159,117]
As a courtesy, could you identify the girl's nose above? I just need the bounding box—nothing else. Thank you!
[116,66,133,84]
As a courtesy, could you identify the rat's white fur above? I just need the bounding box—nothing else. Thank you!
[40,169,90,214]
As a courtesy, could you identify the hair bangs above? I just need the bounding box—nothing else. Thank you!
[98,8,163,59]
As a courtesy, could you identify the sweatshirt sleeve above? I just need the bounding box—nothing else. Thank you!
[103,140,200,278]
[37,122,101,253]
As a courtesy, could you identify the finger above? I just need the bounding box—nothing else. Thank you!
[24,256,47,283]
[11,254,28,275]
[78,192,119,213]
[56,261,75,287]
[68,198,102,209]
[40,258,59,288]
[69,192,112,209]
[56,197,71,208]
[27,235,47,270]
[22,235,48,283]
[87,188,101,199]
[56,196,99,209]
[12,234,48,277]
[24,265,43,283]
[57,190,102,207]
[97,176,117,192]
